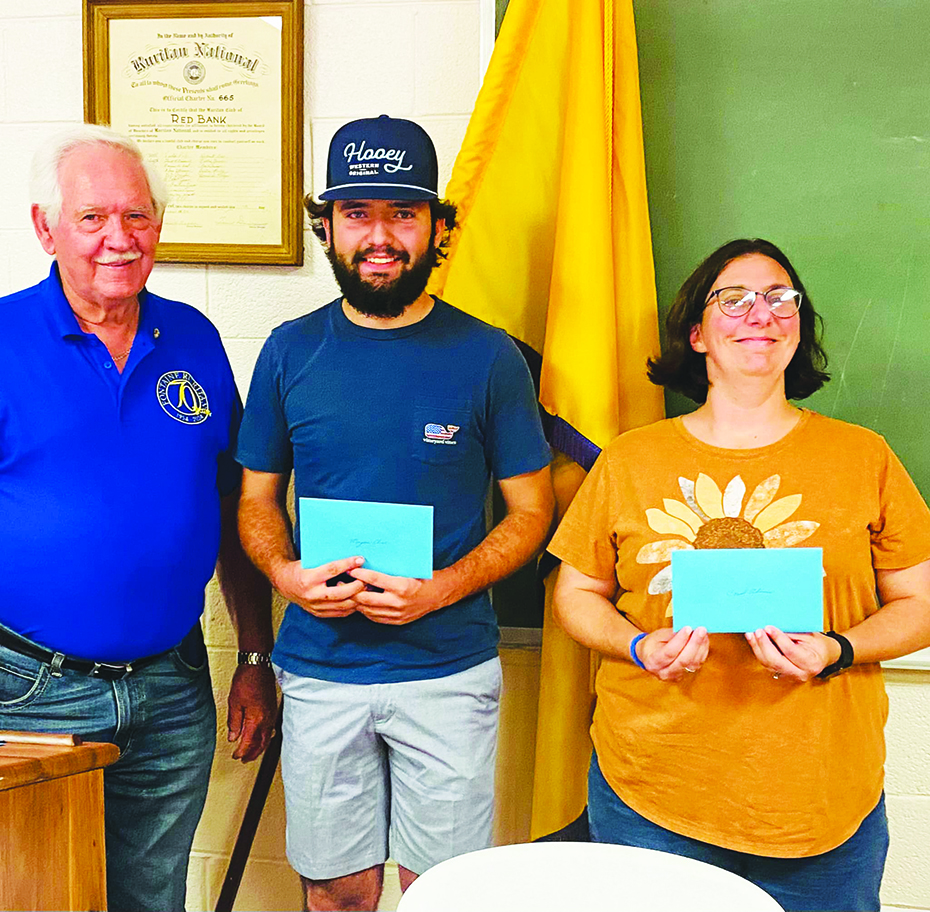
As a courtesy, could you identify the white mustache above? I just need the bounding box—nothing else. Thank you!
[96,253,141,265]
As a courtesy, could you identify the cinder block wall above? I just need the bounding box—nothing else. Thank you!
[882,669,930,911]
[0,2,482,909]
[0,3,928,911]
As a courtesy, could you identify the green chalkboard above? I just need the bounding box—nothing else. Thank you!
[635,0,930,497]
[496,0,511,36]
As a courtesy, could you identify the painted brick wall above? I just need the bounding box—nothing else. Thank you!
[883,670,930,911]
[1,2,928,911]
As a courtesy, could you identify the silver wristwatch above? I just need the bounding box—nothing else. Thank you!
[237,651,272,668]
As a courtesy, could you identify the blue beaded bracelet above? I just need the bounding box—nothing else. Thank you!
[630,632,648,670]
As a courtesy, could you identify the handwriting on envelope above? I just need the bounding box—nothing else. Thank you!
[671,547,823,633]
[299,498,433,579]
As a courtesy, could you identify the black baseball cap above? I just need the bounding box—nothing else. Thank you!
[319,115,439,201]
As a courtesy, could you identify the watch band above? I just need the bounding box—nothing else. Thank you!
[817,631,854,679]
[237,651,272,668]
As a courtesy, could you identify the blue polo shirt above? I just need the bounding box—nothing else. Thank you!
[0,265,241,661]
[237,297,551,684]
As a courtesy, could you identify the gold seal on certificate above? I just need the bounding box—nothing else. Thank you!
[84,1,303,264]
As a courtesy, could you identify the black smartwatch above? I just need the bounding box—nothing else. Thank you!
[817,631,854,679]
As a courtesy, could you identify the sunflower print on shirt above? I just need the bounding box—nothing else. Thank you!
[637,474,819,617]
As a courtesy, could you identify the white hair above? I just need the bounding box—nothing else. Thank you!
[30,124,170,227]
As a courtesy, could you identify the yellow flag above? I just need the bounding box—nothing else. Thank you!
[432,0,665,837]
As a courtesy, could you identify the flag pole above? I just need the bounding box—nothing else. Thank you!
[215,699,284,912]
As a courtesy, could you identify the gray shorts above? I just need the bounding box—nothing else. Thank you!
[277,657,502,879]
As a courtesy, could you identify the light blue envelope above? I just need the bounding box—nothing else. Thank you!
[298,498,434,579]
[671,547,823,633]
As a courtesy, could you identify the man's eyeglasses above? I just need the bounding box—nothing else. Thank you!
[706,286,803,318]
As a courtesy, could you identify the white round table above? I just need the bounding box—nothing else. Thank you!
[396,842,784,912]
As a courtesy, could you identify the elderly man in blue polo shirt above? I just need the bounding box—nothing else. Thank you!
[0,125,277,912]
[237,116,554,911]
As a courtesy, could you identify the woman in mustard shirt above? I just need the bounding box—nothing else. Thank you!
[549,238,930,912]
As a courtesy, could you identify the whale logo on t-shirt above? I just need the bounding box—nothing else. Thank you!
[423,423,459,443]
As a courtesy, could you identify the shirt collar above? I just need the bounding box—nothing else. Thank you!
[43,262,86,340]
[42,261,159,346]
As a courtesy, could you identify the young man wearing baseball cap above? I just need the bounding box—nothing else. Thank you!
[237,116,554,911]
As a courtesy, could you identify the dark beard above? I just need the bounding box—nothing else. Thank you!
[328,241,436,319]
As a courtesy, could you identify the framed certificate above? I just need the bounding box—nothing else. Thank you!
[83,0,303,264]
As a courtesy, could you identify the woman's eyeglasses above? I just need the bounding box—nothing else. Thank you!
[706,286,802,318]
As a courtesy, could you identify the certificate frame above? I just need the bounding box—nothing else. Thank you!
[83,0,303,265]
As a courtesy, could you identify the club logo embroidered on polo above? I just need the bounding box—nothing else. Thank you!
[423,423,460,445]
[157,371,211,425]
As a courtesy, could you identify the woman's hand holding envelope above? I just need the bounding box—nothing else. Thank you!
[744,626,840,682]
[636,625,710,682]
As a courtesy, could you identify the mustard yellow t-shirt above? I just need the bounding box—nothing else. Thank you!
[548,410,930,857]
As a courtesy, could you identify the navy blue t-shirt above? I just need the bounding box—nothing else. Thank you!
[0,265,241,661]
[237,297,551,683]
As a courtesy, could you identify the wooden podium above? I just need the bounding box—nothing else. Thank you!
[0,733,119,911]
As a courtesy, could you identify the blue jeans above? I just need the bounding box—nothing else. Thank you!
[589,753,888,912]
[0,624,216,912]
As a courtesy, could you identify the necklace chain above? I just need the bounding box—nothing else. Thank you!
[69,304,137,364]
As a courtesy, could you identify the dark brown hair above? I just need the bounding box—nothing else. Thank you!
[303,196,458,267]
[647,238,829,402]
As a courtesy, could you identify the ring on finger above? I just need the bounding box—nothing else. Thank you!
[684,666,697,673]
[772,672,781,680]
